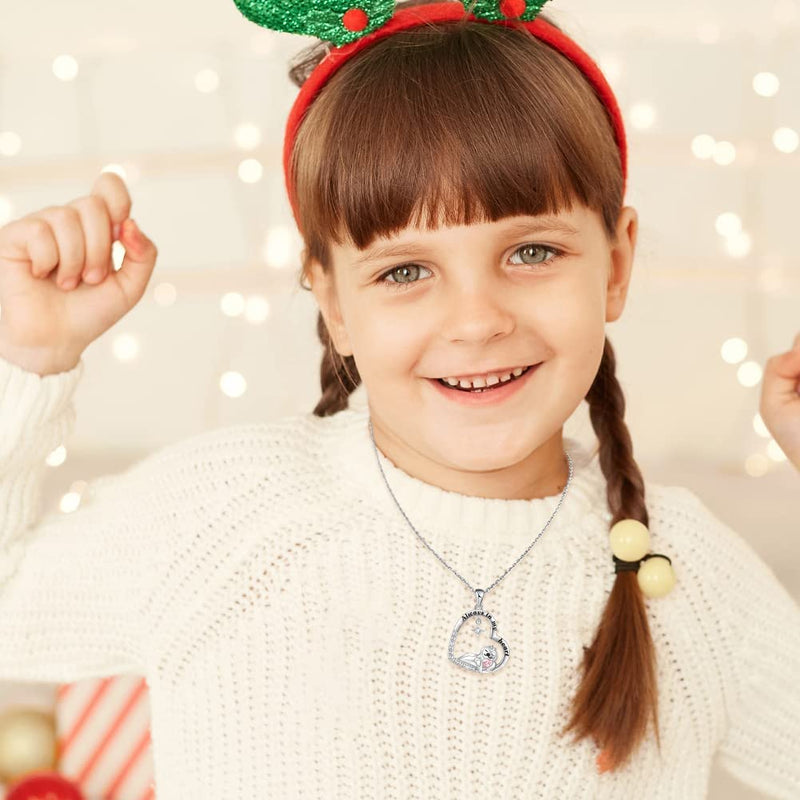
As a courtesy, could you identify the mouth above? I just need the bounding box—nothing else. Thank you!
[433,363,540,393]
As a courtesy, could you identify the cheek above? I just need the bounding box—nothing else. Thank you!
[349,306,427,378]
[535,285,605,350]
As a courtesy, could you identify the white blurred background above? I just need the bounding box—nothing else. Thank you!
[0,0,799,797]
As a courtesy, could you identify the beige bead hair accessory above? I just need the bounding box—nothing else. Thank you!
[610,519,676,598]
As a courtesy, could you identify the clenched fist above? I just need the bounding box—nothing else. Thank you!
[0,171,158,376]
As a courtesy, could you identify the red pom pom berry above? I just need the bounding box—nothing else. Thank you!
[342,8,369,31]
[6,771,85,800]
[499,0,526,18]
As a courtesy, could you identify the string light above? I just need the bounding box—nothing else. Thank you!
[111,333,140,362]
[238,158,263,183]
[244,295,271,324]
[52,54,79,81]
[773,127,799,154]
[262,225,294,269]
[220,371,247,398]
[45,446,68,468]
[715,212,742,237]
[221,292,246,317]
[234,123,262,150]
[753,72,780,97]
[712,140,736,165]
[58,490,82,514]
[112,241,126,270]
[724,231,753,259]
[629,102,657,131]
[720,338,748,364]
[737,362,763,388]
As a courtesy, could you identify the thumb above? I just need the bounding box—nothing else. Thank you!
[794,331,800,351]
[114,218,158,304]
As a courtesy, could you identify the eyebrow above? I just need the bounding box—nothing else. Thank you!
[352,216,581,267]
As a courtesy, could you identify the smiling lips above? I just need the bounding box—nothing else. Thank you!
[438,364,532,382]
[438,364,536,391]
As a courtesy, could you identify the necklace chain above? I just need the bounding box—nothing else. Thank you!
[367,418,575,597]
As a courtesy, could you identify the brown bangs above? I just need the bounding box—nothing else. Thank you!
[289,8,623,264]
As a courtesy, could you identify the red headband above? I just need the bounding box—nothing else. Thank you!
[282,1,628,234]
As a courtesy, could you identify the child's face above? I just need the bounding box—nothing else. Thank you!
[310,202,637,499]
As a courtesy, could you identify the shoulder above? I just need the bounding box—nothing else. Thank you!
[642,481,750,580]
[641,480,797,622]
[643,481,761,572]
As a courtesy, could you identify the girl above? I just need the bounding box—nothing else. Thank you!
[0,0,798,796]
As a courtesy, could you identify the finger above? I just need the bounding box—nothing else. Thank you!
[108,218,158,306]
[32,206,86,289]
[1,216,60,279]
[66,194,112,285]
[89,171,132,234]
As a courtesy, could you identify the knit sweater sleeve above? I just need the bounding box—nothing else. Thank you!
[0,355,257,684]
[683,490,800,799]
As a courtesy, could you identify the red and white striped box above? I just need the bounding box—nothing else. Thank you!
[55,676,156,800]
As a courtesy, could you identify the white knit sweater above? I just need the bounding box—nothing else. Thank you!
[1,354,799,800]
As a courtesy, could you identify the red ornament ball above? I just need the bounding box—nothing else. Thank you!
[342,8,369,32]
[6,771,85,800]
[499,0,526,18]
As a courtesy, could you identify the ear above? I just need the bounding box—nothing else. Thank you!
[307,257,354,357]
[606,206,638,323]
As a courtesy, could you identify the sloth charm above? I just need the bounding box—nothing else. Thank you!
[448,589,510,673]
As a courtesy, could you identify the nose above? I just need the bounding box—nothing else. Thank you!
[439,277,515,345]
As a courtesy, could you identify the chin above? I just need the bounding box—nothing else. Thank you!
[434,440,533,474]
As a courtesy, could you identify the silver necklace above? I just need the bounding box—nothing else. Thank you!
[368,418,574,674]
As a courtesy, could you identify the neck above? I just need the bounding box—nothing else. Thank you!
[368,415,569,501]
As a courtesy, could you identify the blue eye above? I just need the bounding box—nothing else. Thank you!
[377,263,433,290]
[376,244,565,292]
[508,244,564,267]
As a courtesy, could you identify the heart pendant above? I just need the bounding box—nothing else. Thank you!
[448,589,510,673]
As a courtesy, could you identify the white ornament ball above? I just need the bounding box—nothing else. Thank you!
[609,519,650,562]
[0,707,57,784]
[638,556,677,598]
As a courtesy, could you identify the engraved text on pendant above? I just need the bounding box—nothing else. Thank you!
[448,589,509,673]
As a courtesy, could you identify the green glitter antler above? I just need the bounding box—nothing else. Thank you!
[232,0,550,48]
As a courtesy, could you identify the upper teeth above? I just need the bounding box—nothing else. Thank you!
[441,366,527,389]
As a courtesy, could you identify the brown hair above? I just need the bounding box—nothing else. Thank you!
[286,0,658,773]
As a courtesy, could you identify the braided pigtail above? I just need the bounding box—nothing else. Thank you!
[312,311,361,417]
[559,336,660,773]
[299,260,362,417]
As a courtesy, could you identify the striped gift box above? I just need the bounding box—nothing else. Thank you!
[55,676,156,800]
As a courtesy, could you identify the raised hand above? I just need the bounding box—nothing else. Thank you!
[0,172,158,376]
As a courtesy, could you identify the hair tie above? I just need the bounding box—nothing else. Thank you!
[609,519,676,598]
